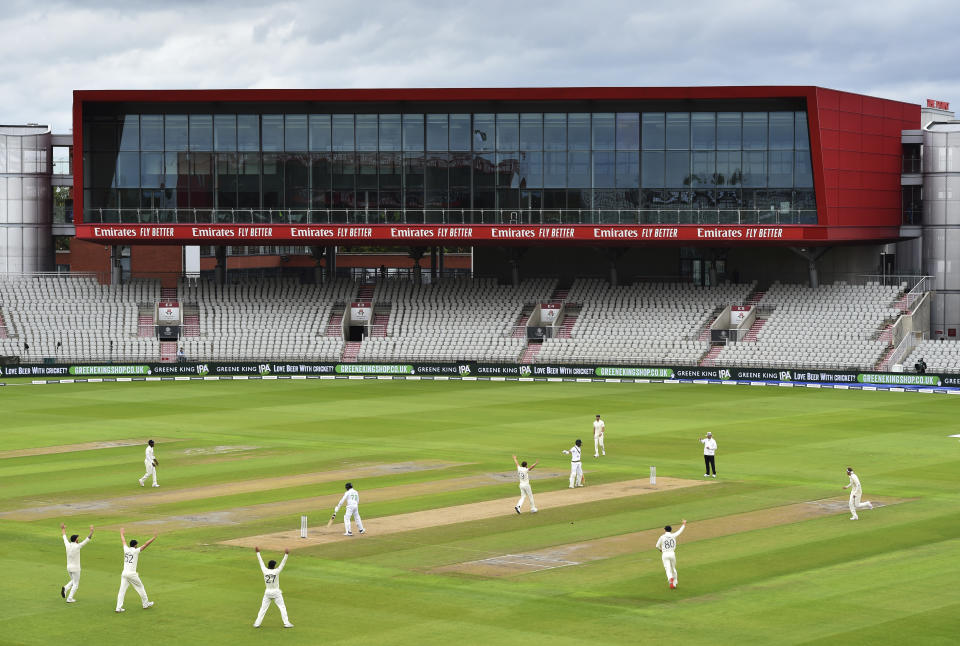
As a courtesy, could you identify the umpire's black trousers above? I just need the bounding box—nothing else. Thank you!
[704,454,716,475]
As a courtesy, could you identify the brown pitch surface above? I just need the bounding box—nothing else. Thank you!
[221,477,706,550]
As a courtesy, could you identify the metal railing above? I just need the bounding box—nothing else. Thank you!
[881,330,922,371]
[81,207,819,227]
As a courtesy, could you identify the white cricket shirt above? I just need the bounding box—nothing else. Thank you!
[122,545,141,574]
[568,445,582,462]
[701,438,717,456]
[63,535,90,571]
[848,473,861,494]
[145,445,154,462]
[656,524,685,554]
[258,553,287,592]
[336,489,360,511]
[517,466,529,485]
[593,420,605,437]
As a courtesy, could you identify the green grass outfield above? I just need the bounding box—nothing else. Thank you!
[1,379,958,646]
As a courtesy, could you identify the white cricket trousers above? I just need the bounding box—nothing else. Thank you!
[594,435,605,456]
[141,459,157,485]
[63,569,81,601]
[661,552,678,585]
[255,591,290,626]
[569,462,583,487]
[344,505,364,534]
[849,491,871,518]
[116,572,149,609]
[517,483,537,511]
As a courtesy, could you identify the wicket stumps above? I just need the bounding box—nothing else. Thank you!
[650,466,656,485]
[300,515,308,539]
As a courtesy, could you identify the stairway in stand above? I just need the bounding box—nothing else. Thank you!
[894,293,912,314]
[743,317,767,342]
[325,312,344,337]
[0,311,8,338]
[341,341,362,362]
[160,286,178,300]
[371,313,389,337]
[745,290,766,306]
[875,344,898,370]
[698,345,723,367]
[183,314,200,337]
[356,284,375,301]
[558,312,577,338]
[520,342,542,363]
[512,311,531,338]
[698,308,724,342]
[138,314,154,337]
[549,288,569,303]
[160,341,177,363]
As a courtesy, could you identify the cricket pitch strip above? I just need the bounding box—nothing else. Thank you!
[221,477,706,550]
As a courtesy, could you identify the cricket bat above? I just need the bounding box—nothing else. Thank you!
[326,514,335,528]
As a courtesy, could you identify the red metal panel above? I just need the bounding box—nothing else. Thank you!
[73,223,904,246]
[814,87,919,226]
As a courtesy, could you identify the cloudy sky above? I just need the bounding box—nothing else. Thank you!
[1,0,957,131]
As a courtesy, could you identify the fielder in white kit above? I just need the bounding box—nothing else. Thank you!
[115,527,156,612]
[60,523,93,603]
[332,482,365,536]
[562,439,584,487]
[138,439,159,487]
[593,415,605,457]
[843,467,873,520]
[656,519,686,589]
[513,455,539,514]
[253,546,293,628]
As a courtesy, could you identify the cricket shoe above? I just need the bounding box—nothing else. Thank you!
[138,479,144,487]
[359,529,365,534]
[704,474,709,477]
[344,532,353,536]
[143,601,154,609]
[850,516,858,520]
[152,484,160,487]
[61,586,65,598]
[283,623,294,628]
[115,608,125,613]
[866,502,874,509]
[253,624,261,628]
[531,508,538,513]
[515,506,521,514]
[712,475,717,478]
[594,454,599,458]
[66,598,76,603]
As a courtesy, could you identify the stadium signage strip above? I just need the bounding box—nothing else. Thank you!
[1,362,956,387]
[76,224,851,244]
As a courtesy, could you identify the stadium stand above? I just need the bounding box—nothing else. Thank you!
[712,282,903,370]
[0,274,931,371]
[903,340,960,374]
[355,277,556,363]
[176,278,355,361]
[534,279,755,365]
[0,275,159,362]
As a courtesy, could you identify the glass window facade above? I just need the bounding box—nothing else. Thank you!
[82,107,815,224]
